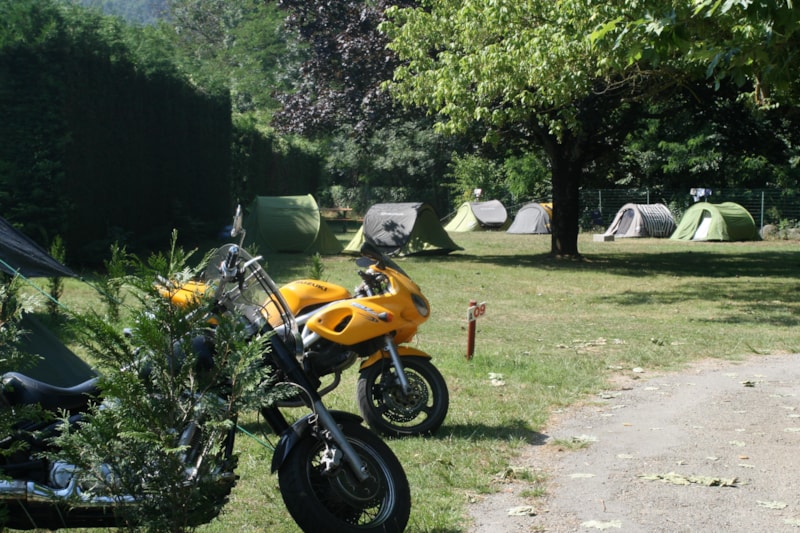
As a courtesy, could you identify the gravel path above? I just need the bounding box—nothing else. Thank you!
[468,353,800,532]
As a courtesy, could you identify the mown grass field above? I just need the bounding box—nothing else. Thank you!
[30,231,800,532]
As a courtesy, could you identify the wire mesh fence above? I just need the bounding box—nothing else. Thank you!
[577,189,800,230]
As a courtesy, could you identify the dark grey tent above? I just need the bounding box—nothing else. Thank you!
[444,200,510,231]
[0,216,95,385]
[506,202,552,234]
[344,202,462,256]
[16,313,96,386]
[0,216,77,278]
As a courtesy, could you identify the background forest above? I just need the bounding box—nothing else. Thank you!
[1,0,799,266]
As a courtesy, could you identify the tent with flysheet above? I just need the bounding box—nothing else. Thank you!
[444,200,509,232]
[0,216,77,278]
[0,216,96,386]
[344,202,462,256]
[604,203,676,238]
[506,202,552,234]
[242,195,343,254]
[670,202,759,241]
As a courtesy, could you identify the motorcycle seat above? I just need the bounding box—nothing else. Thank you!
[1,372,100,411]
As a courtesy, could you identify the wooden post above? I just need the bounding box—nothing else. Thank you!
[467,299,477,360]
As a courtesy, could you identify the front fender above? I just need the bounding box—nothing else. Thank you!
[270,410,364,473]
[359,346,431,370]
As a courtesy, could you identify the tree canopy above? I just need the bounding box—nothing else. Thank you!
[382,0,800,256]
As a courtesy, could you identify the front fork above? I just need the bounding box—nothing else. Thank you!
[382,334,410,395]
[268,405,370,482]
[266,334,370,482]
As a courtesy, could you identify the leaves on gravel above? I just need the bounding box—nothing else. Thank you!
[581,519,623,529]
[506,505,536,516]
[758,500,788,510]
[639,472,738,487]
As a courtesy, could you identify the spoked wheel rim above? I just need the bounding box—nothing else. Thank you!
[304,440,397,526]
[358,356,449,437]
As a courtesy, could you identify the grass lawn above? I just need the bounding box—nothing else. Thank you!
[22,231,800,532]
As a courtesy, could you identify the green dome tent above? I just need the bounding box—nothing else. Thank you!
[670,202,759,241]
[344,202,462,256]
[444,200,509,232]
[242,195,343,254]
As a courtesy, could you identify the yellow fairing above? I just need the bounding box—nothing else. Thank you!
[359,346,431,370]
[280,279,351,315]
[160,280,212,307]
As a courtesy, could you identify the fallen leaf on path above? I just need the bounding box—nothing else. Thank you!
[507,506,536,516]
[758,500,788,510]
[487,373,505,386]
[639,472,738,487]
[581,519,622,529]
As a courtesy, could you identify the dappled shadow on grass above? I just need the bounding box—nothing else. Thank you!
[237,419,549,449]
[594,278,800,327]
[432,421,549,447]
[427,248,800,279]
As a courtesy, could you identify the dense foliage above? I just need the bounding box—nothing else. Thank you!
[0,278,46,523]
[50,236,284,530]
[382,0,800,256]
[0,0,231,263]
[2,0,800,261]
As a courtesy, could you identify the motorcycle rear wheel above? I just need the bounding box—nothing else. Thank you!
[277,420,410,533]
[357,356,449,437]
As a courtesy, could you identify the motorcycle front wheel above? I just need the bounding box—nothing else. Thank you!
[357,356,449,437]
[277,420,411,533]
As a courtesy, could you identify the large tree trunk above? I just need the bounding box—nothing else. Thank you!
[547,139,582,258]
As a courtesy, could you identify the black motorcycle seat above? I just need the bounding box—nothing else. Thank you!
[1,372,100,411]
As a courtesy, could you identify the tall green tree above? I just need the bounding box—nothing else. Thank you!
[383,1,686,257]
[598,0,800,107]
[382,0,800,256]
[166,0,292,118]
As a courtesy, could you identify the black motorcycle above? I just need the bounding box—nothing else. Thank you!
[1,213,411,532]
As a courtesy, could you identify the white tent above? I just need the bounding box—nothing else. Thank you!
[604,203,676,238]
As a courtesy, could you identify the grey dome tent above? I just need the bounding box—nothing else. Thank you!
[604,203,676,238]
[344,202,462,256]
[242,195,343,254]
[0,216,95,386]
[670,202,759,241]
[506,202,552,234]
[444,200,509,232]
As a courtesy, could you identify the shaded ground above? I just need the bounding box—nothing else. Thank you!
[468,353,800,532]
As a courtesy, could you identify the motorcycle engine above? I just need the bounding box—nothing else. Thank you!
[303,345,357,378]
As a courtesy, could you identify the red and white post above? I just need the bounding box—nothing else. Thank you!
[466,300,486,360]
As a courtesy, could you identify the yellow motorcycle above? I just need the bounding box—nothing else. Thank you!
[278,242,449,437]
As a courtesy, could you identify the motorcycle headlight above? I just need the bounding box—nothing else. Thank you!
[412,293,429,318]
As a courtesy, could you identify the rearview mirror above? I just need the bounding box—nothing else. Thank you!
[231,205,243,238]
